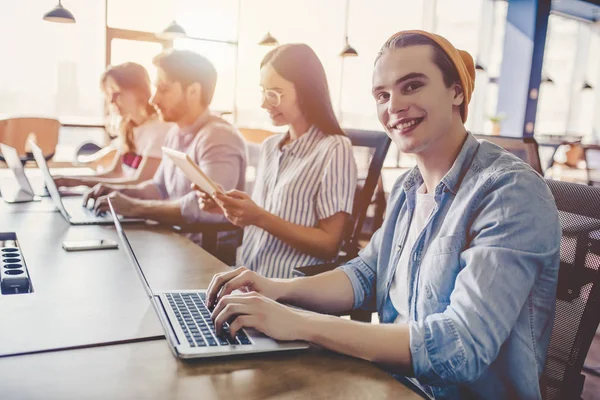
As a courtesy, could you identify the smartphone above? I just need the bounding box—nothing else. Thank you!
[62,239,119,252]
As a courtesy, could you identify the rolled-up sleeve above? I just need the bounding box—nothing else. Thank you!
[337,221,385,309]
[316,138,358,220]
[409,170,561,385]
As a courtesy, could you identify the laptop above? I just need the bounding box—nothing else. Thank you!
[107,198,310,359]
[0,143,40,203]
[29,141,144,226]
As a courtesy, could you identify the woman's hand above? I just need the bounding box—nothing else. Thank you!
[215,190,267,228]
[192,184,224,215]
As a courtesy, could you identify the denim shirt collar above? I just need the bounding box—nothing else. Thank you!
[402,132,481,198]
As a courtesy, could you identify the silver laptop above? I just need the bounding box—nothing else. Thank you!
[29,141,144,226]
[108,198,310,359]
[0,143,40,203]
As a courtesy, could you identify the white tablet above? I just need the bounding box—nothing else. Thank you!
[162,147,223,196]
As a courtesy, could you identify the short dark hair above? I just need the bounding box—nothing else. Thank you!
[261,44,344,136]
[377,33,460,88]
[152,50,217,106]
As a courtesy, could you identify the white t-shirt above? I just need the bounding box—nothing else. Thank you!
[389,183,437,324]
[131,118,174,159]
[117,118,175,176]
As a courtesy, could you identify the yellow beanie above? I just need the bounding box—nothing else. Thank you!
[383,30,476,122]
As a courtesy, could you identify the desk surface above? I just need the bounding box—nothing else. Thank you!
[0,174,419,398]
[0,211,226,357]
[0,339,419,400]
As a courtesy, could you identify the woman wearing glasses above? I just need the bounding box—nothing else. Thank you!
[197,43,357,279]
[54,62,174,188]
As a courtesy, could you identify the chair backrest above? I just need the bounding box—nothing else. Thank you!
[584,145,600,187]
[542,179,600,400]
[343,129,391,259]
[474,134,544,175]
[238,128,277,144]
[0,117,60,161]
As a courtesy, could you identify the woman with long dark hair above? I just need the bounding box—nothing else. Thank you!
[198,43,357,279]
[54,62,174,188]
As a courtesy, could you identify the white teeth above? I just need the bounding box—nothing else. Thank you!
[392,119,419,130]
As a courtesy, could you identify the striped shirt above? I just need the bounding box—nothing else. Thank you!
[238,126,357,278]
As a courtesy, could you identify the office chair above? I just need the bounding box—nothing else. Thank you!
[0,117,59,163]
[294,129,391,272]
[584,145,600,187]
[474,134,544,175]
[542,179,600,399]
[291,129,391,322]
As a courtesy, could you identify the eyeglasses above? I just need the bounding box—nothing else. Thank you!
[260,88,283,107]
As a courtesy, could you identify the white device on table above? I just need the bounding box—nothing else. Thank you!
[0,143,40,203]
[29,140,144,226]
[108,198,310,359]
[162,147,223,196]
[62,239,119,252]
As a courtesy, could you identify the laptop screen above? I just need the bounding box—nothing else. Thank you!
[0,144,35,196]
[107,198,153,299]
[29,141,70,219]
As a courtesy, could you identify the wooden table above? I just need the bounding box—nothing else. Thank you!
[0,340,417,400]
[0,211,229,357]
[0,181,420,399]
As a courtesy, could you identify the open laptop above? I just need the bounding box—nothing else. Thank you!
[29,141,144,226]
[0,144,40,203]
[108,198,310,359]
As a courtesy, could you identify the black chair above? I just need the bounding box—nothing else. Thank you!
[474,134,544,175]
[542,179,600,399]
[173,222,241,265]
[293,129,391,276]
[292,129,391,322]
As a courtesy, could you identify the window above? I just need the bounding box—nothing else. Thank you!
[341,0,425,130]
[173,39,237,114]
[0,0,106,122]
[107,0,239,42]
[536,15,579,135]
[1,0,525,136]
[106,0,239,116]
[109,39,164,84]
[235,0,346,128]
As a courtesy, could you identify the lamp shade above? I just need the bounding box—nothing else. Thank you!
[157,20,186,39]
[541,76,554,84]
[43,1,75,23]
[258,32,278,46]
[340,43,358,57]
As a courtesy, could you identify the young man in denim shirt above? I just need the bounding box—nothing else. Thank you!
[205,31,561,399]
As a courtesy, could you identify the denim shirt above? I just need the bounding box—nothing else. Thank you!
[339,133,561,399]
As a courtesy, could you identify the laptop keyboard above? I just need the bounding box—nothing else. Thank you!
[81,206,108,218]
[166,292,252,348]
